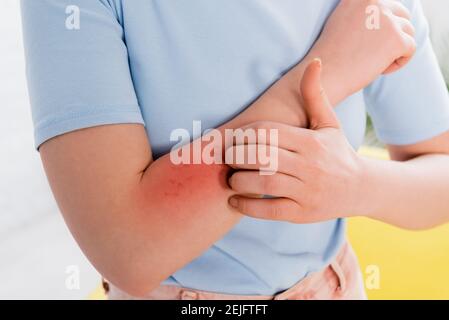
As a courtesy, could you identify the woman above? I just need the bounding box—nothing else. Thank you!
[21,0,449,299]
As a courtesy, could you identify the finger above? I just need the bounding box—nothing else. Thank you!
[390,1,412,20]
[229,171,303,199]
[228,196,303,223]
[300,58,340,130]
[396,16,415,37]
[402,32,417,58]
[225,144,307,176]
[382,32,416,74]
[394,55,412,70]
[231,121,315,152]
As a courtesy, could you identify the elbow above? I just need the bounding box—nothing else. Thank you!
[118,281,159,299]
[100,246,165,298]
[107,266,162,298]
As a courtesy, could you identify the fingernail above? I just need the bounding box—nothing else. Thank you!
[313,58,322,68]
[229,197,239,208]
[228,174,235,187]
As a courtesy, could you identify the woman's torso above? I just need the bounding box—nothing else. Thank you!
[111,0,367,295]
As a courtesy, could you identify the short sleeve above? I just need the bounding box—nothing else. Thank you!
[21,0,144,149]
[364,0,449,146]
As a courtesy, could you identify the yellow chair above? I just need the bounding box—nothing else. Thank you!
[89,146,449,300]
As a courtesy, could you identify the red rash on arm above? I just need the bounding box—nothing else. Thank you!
[136,158,232,215]
[125,152,240,291]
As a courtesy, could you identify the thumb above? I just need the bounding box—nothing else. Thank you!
[300,58,340,130]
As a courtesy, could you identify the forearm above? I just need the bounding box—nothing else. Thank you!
[359,154,449,230]
[230,52,350,130]
[43,124,240,297]
[129,139,238,295]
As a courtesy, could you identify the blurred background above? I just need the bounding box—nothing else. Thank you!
[0,0,448,299]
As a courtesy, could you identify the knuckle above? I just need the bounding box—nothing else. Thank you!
[394,2,412,19]
[252,121,272,132]
[405,21,416,36]
[402,8,412,20]
[238,198,248,213]
[400,35,415,53]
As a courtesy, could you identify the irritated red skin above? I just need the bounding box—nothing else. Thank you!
[135,132,234,218]
[126,148,239,293]
[139,156,232,213]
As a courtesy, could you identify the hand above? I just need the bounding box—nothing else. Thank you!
[226,59,365,223]
[247,0,416,131]
[304,0,416,101]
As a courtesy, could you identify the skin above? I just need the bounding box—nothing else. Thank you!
[39,0,416,296]
[228,60,449,230]
[228,59,363,223]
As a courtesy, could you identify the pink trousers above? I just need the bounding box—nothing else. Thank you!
[106,241,367,300]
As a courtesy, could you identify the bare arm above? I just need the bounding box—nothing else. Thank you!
[359,132,449,230]
[39,59,324,296]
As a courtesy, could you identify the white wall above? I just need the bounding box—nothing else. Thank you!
[0,0,99,299]
[422,0,449,82]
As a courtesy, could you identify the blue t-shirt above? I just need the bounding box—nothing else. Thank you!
[21,0,449,295]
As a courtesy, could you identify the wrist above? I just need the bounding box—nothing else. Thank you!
[264,48,353,129]
[300,48,353,106]
[261,74,309,128]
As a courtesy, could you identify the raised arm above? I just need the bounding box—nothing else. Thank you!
[23,0,414,296]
